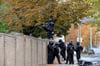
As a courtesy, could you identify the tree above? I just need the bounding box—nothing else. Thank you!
[66,24,78,45]
[0,2,10,33]
[0,2,11,19]
[1,0,93,38]
[0,20,8,33]
[86,0,100,31]
[81,24,97,48]
[66,24,97,48]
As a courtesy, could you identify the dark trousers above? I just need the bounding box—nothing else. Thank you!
[66,55,69,64]
[48,54,54,64]
[60,50,66,60]
[47,31,53,39]
[53,54,61,64]
[69,53,74,64]
[76,52,80,62]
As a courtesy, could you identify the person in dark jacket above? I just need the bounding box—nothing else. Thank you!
[42,18,55,39]
[47,40,54,64]
[47,19,54,39]
[53,43,61,64]
[66,43,70,64]
[75,42,83,62]
[66,41,74,64]
[47,31,54,39]
[59,39,66,60]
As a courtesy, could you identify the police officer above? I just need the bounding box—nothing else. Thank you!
[42,18,55,39]
[66,41,74,64]
[59,39,66,61]
[47,40,54,64]
[75,42,83,62]
[47,31,54,39]
[47,19,54,39]
[66,43,70,64]
[53,43,61,64]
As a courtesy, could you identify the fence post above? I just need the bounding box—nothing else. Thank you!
[25,36,32,66]
[5,36,16,66]
[32,38,38,66]
[0,35,4,66]
[37,39,43,66]
[16,36,25,66]
[42,40,48,64]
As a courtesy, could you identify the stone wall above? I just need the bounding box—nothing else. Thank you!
[0,34,48,66]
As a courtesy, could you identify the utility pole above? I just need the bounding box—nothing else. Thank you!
[90,27,92,48]
[78,23,81,44]
[95,34,96,47]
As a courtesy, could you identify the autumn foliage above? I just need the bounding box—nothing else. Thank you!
[1,0,93,38]
[66,24,97,48]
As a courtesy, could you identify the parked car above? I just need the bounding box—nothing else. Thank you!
[88,49,94,55]
[78,55,100,66]
[79,48,100,66]
[88,48,100,55]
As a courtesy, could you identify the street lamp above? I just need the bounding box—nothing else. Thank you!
[78,23,82,44]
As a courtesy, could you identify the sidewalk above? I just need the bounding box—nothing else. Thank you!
[40,56,78,66]
[53,55,78,66]
[40,64,78,66]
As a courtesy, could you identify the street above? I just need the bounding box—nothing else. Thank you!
[40,64,78,66]
[52,55,78,66]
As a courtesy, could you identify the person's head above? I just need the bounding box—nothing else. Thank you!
[77,42,80,45]
[59,39,62,42]
[48,19,54,26]
[55,42,59,46]
[49,18,52,21]
[69,41,72,45]
[49,40,54,45]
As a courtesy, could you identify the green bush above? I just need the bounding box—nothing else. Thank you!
[0,20,8,33]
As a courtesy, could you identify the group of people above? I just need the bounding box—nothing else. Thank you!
[42,19,83,64]
[47,39,83,64]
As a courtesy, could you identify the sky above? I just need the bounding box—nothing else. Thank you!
[81,17,94,23]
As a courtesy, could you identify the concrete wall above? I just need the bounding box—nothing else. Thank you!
[0,34,48,66]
